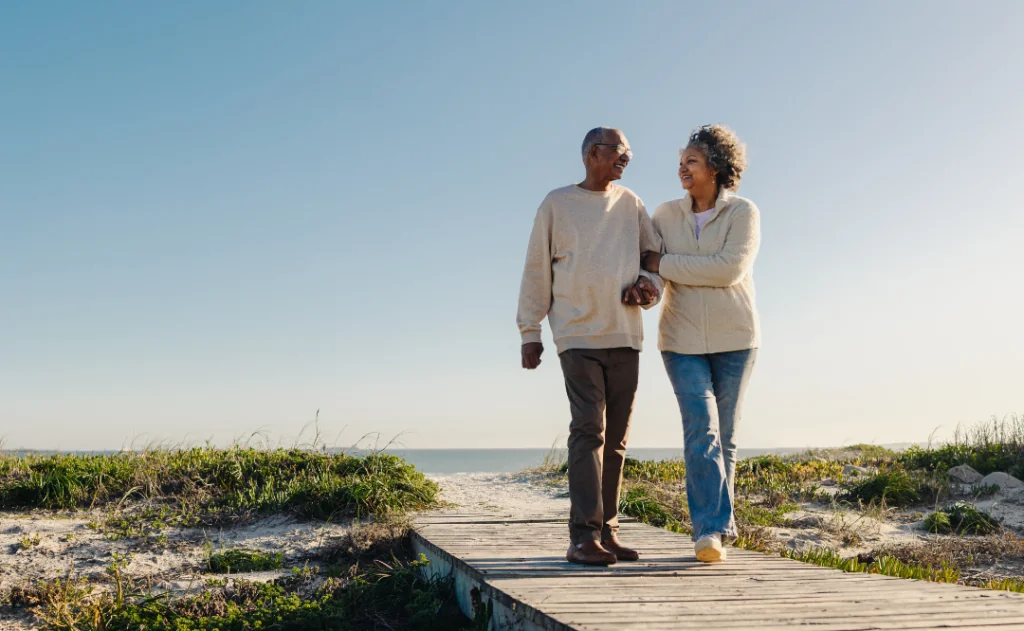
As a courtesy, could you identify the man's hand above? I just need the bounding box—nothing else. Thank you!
[636,276,659,304]
[622,277,658,306]
[622,282,644,306]
[641,251,662,274]
[522,342,544,369]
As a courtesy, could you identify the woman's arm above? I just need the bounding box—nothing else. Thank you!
[637,203,664,308]
[650,204,760,287]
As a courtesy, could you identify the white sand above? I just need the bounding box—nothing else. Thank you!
[0,510,358,629]
[0,511,353,589]
[428,472,570,518]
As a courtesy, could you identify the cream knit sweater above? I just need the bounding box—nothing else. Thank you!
[517,184,662,354]
[652,189,761,355]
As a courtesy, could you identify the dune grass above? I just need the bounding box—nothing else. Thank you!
[782,547,961,584]
[207,548,284,574]
[623,457,686,482]
[837,468,944,508]
[619,484,689,534]
[0,447,439,524]
[610,418,1024,594]
[924,501,1000,536]
[23,525,480,631]
[0,446,468,630]
[898,413,1024,477]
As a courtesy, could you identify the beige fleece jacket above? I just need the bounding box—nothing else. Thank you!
[517,184,663,354]
[652,188,761,354]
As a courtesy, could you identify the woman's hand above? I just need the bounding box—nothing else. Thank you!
[641,251,663,274]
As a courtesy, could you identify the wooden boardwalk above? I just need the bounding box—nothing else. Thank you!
[413,512,1024,631]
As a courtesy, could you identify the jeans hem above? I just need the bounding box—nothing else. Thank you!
[692,529,738,543]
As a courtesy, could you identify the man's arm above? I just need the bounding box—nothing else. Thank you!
[637,202,664,308]
[517,202,553,368]
[656,205,759,287]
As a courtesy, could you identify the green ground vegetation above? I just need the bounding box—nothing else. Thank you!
[0,448,482,631]
[601,415,1024,594]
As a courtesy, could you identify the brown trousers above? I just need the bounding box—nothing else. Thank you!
[559,347,639,545]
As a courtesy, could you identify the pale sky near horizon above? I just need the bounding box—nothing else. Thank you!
[2,1,1022,451]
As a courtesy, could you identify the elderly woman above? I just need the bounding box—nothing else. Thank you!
[641,124,760,563]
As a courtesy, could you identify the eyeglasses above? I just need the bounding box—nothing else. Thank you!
[593,143,633,159]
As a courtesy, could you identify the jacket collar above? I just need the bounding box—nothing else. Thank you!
[681,187,733,223]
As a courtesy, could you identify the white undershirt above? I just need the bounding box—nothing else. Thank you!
[694,208,715,238]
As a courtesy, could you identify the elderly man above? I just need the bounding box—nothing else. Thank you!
[517,127,662,566]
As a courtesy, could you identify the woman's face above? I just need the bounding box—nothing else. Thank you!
[678,145,716,192]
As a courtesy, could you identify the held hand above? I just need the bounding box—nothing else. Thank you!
[641,251,662,274]
[635,276,659,304]
[622,283,644,306]
[522,342,544,369]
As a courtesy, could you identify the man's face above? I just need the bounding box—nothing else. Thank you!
[586,130,632,181]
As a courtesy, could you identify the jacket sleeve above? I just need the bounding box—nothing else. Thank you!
[516,201,554,344]
[659,203,760,287]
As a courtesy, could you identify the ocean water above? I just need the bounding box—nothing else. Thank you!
[382,447,810,475]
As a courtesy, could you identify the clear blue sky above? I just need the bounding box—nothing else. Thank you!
[2,1,1022,450]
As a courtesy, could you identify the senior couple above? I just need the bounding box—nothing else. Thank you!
[517,125,761,566]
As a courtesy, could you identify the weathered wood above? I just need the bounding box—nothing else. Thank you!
[413,510,1024,630]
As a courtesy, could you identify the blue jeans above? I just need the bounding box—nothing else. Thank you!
[662,349,757,541]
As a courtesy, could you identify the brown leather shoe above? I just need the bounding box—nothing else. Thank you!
[566,541,617,566]
[602,537,640,561]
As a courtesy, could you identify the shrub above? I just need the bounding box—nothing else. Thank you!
[839,469,932,507]
[623,458,685,482]
[207,549,284,574]
[925,501,1000,536]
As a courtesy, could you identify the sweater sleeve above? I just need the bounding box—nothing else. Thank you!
[637,200,664,309]
[659,203,760,287]
[516,201,554,344]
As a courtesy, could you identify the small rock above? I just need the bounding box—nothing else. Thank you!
[843,465,869,476]
[981,472,1024,492]
[788,515,821,529]
[1001,488,1024,505]
[948,464,984,485]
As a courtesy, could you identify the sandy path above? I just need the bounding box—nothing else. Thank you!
[428,472,570,518]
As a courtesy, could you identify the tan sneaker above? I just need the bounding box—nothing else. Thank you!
[695,534,726,563]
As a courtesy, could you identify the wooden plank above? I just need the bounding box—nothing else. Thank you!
[412,510,1024,630]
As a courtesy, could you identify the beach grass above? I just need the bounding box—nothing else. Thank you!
[781,547,961,584]
[0,447,439,523]
[837,468,946,508]
[0,447,479,630]
[207,548,284,574]
[924,501,1000,536]
[897,413,1024,476]
[611,415,1024,594]
[25,543,474,631]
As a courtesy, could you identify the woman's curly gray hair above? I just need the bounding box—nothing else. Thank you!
[683,124,747,190]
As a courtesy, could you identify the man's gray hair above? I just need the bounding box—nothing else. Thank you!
[581,127,619,158]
